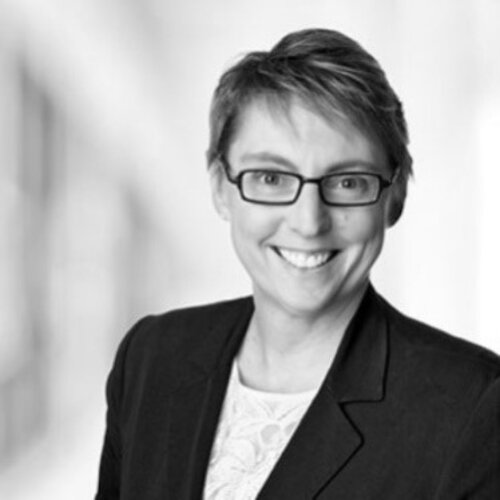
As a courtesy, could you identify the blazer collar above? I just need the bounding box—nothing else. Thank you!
[186,296,253,379]
[165,286,388,499]
[326,284,388,404]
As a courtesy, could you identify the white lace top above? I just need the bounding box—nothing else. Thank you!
[203,362,318,500]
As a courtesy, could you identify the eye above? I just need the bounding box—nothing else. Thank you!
[340,176,364,189]
[325,174,371,192]
[256,171,284,185]
[246,170,292,187]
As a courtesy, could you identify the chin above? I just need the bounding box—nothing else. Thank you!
[270,273,371,317]
[267,286,343,317]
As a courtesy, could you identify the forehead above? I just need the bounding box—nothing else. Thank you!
[227,98,387,172]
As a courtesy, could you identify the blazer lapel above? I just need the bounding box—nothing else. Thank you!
[257,387,363,500]
[164,298,253,499]
[258,286,388,499]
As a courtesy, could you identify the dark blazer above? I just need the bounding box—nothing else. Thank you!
[95,286,500,499]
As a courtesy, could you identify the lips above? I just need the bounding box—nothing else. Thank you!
[273,246,338,269]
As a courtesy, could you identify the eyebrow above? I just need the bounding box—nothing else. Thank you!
[239,151,381,173]
[240,152,298,170]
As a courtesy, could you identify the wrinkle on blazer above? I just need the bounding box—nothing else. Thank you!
[95,285,500,499]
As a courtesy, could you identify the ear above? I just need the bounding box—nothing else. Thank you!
[384,182,404,227]
[209,165,231,221]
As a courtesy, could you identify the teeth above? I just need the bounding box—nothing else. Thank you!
[277,248,333,269]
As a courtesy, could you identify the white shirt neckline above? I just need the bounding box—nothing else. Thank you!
[203,360,320,500]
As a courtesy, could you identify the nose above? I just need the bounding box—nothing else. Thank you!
[286,182,332,237]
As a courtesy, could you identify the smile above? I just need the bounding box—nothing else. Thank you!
[273,247,338,269]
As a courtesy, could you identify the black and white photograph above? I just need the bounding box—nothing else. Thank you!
[0,1,499,499]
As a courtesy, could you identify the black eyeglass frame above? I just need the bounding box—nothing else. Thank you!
[220,157,397,207]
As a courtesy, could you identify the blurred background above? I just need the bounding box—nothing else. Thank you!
[0,0,498,498]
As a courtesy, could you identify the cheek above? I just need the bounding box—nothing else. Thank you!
[229,203,278,250]
[333,208,386,244]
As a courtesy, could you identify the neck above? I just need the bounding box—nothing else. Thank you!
[237,282,368,392]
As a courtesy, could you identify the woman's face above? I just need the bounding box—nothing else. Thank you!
[211,99,394,318]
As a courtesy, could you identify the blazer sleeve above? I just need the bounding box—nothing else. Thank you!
[434,375,500,499]
[94,318,149,500]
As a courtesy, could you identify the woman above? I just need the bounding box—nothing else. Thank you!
[95,29,500,499]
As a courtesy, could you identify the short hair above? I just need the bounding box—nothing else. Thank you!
[207,28,413,224]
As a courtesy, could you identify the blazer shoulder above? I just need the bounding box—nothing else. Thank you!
[379,295,500,388]
[134,295,252,344]
[114,296,253,387]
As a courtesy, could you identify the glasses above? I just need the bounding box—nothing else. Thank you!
[221,159,396,207]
